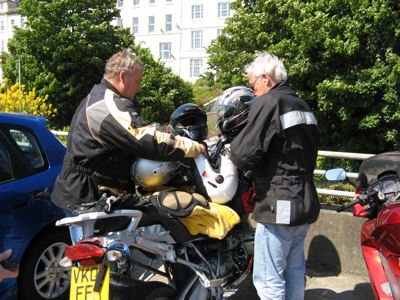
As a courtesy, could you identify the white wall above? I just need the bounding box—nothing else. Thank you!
[117,0,234,82]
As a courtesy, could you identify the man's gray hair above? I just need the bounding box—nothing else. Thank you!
[245,52,287,83]
[104,49,143,79]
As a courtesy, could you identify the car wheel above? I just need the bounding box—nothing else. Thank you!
[18,228,71,300]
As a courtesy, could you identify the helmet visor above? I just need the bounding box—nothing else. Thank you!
[210,95,255,116]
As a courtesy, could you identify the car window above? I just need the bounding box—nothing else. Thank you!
[0,143,13,184]
[9,128,46,171]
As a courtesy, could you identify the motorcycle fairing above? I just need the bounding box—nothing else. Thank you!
[371,203,400,255]
[362,245,394,300]
[361,202,400,300]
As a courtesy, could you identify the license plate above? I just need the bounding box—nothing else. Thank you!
[69,264,110,300]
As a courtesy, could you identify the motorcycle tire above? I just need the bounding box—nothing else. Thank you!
[18,228,71,300]
[143,283,176,300]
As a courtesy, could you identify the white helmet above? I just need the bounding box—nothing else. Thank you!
[131,158,180,188]
[193,153,238,204]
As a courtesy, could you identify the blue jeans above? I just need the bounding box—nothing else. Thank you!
[64,210,83,244]
[253,222,310,300]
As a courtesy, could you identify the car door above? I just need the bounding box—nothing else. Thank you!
[0,120,69,300]
[0,125,59,262]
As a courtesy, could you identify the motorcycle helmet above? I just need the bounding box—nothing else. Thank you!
[216,87,256,139]
[131,158,180,188]
[193,153,238,204]
[170,103,208,142]
[210,86,254,114]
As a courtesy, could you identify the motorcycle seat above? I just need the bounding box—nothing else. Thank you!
[139,208,205,244]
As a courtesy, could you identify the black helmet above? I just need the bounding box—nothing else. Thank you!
[210,86,254,114]
[217,87,256,139]
[170,103,208,142]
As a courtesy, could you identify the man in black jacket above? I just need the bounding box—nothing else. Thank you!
[51,49,205,218]
[230,53,319,300]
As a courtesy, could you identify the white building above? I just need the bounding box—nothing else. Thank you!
[0,0,233,83]
[116,0,234,82]
[0,0,24,82]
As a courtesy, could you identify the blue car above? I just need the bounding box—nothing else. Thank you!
[0,113,70,300]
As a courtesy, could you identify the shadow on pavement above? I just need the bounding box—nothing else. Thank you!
[305,282,374,300]
[306,235,341,276]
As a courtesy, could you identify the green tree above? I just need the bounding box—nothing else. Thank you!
[134,46,194,124]
[207,0,400,154]
[2,0,134,127]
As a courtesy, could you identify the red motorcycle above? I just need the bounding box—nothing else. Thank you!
[326,151,400,300]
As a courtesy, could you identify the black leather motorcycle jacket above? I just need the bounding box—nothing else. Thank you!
[230,81,320,226]
[51,79,201,212]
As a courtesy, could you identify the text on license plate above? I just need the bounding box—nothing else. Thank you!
[70,264,109,300]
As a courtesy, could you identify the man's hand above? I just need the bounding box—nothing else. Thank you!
[0,249,19,282]
[199,143,207,156]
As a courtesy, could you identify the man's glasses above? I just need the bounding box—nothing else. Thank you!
[250,75,263,90]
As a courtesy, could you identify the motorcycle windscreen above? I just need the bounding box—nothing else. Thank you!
[358,151,400,189]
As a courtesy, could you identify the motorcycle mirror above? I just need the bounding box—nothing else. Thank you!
[325,168,347,181]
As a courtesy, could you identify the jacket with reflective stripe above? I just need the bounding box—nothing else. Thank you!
[51,79,200,211]
[230,82,320,225]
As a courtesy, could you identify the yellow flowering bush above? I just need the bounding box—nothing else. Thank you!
[0,78,57,120]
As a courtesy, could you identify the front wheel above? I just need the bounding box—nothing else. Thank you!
[18,228,71,300]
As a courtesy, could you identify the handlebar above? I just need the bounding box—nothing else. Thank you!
[336,198,361,212]
[336,190,380,213]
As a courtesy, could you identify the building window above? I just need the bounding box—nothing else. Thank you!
[190,59,202,77]
[191,30,202,49]
[117,18,123,28]
[148,16,154,33]
[166,0,172,2]
[218,2,230,17]
[20,17,26,29]
[118,0,123,7]
[165,14,172,32]
[217,29,223,37]
[191,5,203,20]
[149,0,155,4]
[160,42,171,60]
[133,17,139,33]
[1,21,5,32]
[1,40,4,52]
[134,0,140,6]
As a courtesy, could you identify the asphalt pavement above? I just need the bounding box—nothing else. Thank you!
[229,271,375,300]
[230,271,374,300]
[153,264,374,299]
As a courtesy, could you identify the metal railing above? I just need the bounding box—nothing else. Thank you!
[51,130,68,136]
[50,131,373,199]
[315,150,374,198]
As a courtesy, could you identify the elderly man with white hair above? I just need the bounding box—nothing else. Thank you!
[230,53,320,300]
